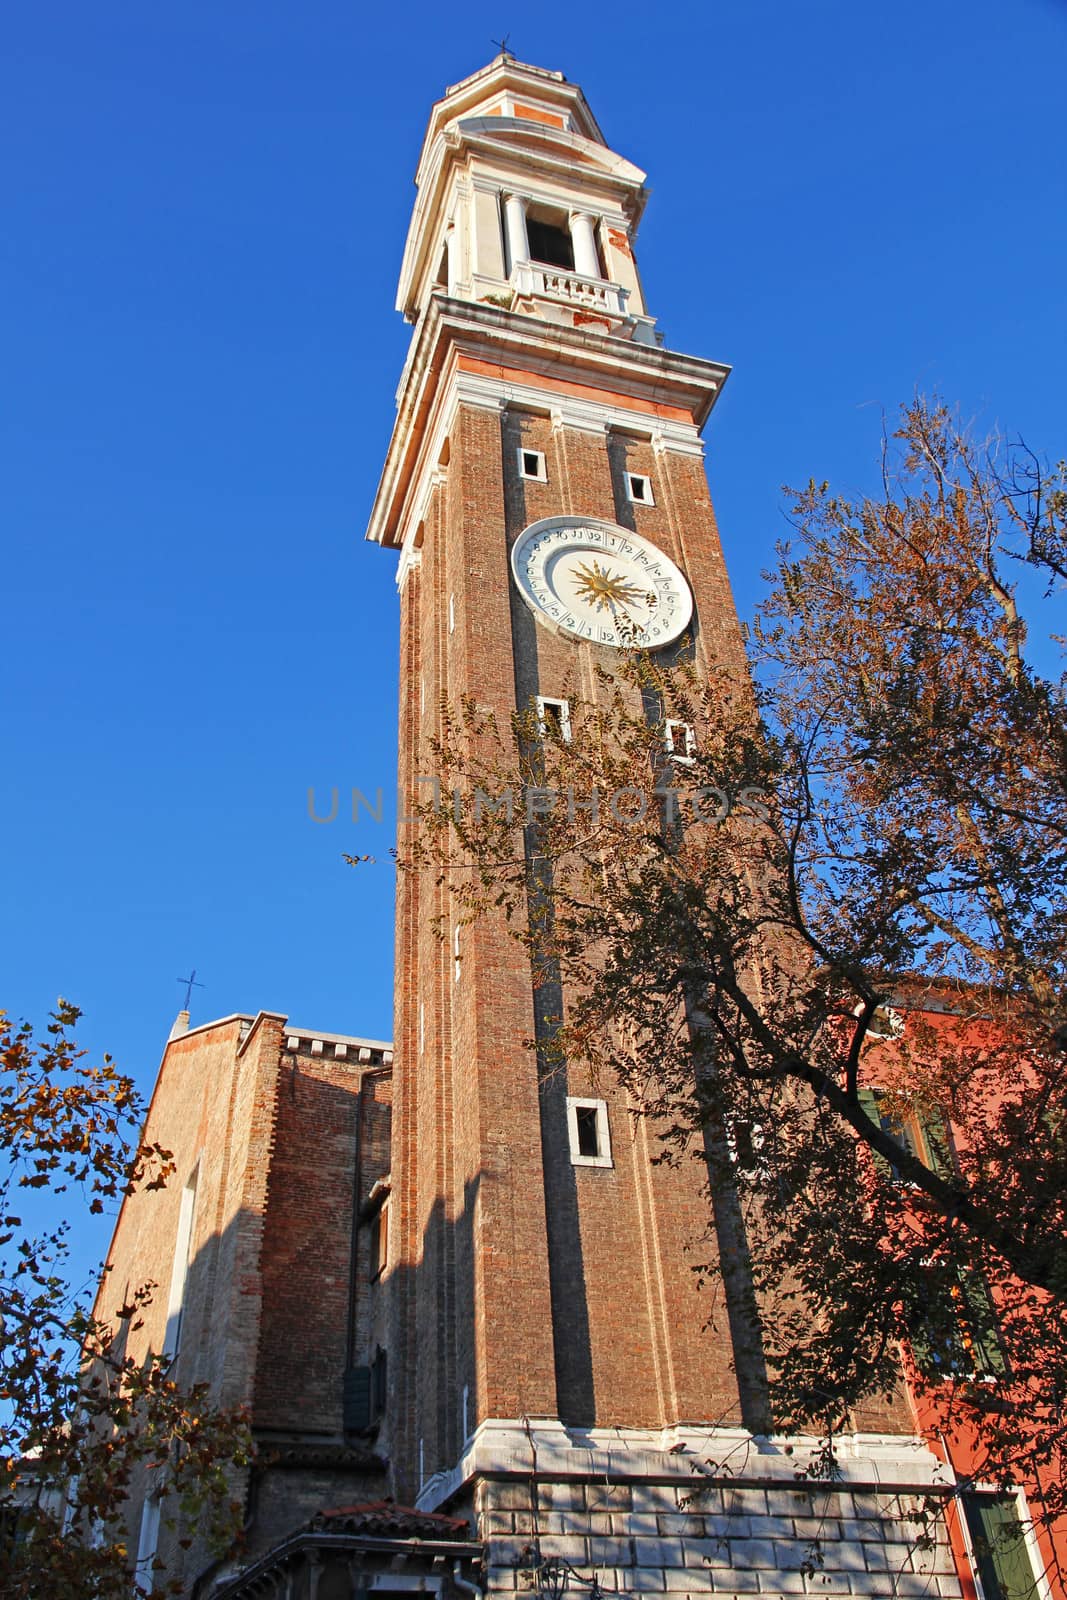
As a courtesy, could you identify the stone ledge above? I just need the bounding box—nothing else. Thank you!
[419,1420,952,1513]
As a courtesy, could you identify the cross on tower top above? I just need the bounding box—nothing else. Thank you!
[176,968,205,1010]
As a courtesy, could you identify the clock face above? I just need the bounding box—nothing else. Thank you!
[510,517,694,649]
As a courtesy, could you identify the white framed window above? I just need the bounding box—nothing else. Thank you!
[162,1164,199,1360]
[134,1492,162,1593]
[625,472,654,506]
[566,1097,612,1167]
[664,720,696,763]
[448,593,456,634]
[961,1487,1046,1600]
[453,924,462,984]
[536,696,571,742]
[868,1004,905,1039]
[726,1118,768,1182]
[518,447,547,482]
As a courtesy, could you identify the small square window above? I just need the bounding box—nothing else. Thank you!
[536,696,571,742]
[566,1097,612,1167]
[518,448,547,482]
[665,720,695,763]
[626,472,654,506]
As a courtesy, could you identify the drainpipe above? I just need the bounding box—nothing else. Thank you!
[453,1560,486,1600]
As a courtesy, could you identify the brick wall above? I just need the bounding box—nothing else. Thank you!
[388,375,922,1510]
[92,1015,393,1587]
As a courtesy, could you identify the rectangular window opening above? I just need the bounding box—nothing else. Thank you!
[518,447,547,482]
[536,696,571,742]
[626,472,654,506]
[134,1494,162,1594]
[566,1097,612,1168]
[665,719,695,763]
[575,1106,599,1157]
[858,1087,955,1188]
[909,1259,1007,1382]
[727,1118,768,1182]
[527,214,574,271]
[162,1164,199,1361]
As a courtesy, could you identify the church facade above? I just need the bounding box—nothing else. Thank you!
[93,56,1054,1600]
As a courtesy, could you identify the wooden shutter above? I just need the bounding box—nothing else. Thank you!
[962,1495,1036,1600]
[857,1088,895,1182]
[959,1269,1008,1378]
[343,1365,372,1433]
[916,1104,955,1182]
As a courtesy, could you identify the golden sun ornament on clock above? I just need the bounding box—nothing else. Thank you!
[510,517,694,648]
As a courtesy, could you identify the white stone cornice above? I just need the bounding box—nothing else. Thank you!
[551,404,607,438]
[391,370,704,553]
[451,370,509,414]
[396,541,422,591]
[415,1418,952,1514]
[651,425,706,461]
[366,298,727,551]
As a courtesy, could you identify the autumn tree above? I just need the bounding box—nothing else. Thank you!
[0,1003,251,1599]
[402,401,1067,1526]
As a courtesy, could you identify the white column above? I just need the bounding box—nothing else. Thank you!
[503,192,529,270]
[569,211,600,279]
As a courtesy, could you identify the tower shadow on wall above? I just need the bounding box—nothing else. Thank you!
[501,427,598,1431]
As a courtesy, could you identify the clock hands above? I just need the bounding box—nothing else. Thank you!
[571,558,652,616]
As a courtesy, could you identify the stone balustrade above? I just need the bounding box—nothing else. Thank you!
[510,262,630,317]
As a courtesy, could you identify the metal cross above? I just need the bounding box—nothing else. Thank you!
[176,969,205,1010]
[491,33,512,56]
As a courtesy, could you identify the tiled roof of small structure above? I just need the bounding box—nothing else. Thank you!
[311,1500,470,1539]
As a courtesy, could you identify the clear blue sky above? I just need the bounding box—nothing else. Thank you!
[3,0,1065,1208]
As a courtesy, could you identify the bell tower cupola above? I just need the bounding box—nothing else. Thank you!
[396,55,658,344]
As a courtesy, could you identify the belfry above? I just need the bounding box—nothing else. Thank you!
[90,55,1003,1600]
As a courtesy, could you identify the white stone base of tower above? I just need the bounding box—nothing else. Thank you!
[416,1421,964,1599]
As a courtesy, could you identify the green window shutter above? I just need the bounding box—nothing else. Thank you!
[959,1270,1008,1379]
[962,1496,1036,1600]
[917,1105,954,1182]
[370,1344,388,1420]
[907,1312,935,1379]
[343,1365,372,1433]
[857,1088,895,1182]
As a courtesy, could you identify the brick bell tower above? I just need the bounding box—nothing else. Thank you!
[368,55,953,1598]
